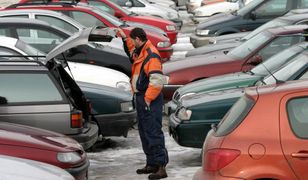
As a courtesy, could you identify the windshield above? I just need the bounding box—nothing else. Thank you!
[243,18,290,40]
[15,40,46,56]
[216,95,255,136]
[228,31,271,59]
[251,45,305,75]
[261,53,307,85]
[93,8,123,27]
[237,0,263,16]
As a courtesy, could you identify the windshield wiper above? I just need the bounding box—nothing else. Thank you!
[243,70,255,75]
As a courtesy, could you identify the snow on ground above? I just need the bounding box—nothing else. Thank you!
[88,118,201,180]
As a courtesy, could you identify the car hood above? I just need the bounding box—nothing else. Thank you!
[186,41,239,57]
[125,21,166,36]
[176,72,261,98]
[214,32,250,43]
[0,122,82,152]
[181,87,244,108]
[77,81,133,101]
[163,52,235,74]
[197,13,237,30]
[46,27,116,61]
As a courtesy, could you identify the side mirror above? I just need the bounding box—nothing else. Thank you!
[114,11,123,18]
[250,11,256,20]
[246,55,262,66]
[125,1,133,7]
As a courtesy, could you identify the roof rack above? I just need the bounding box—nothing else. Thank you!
[7,0,82,8]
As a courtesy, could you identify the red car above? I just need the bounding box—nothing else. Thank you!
[19,0,178,44]
[0,122,88,180]
[162,25,308,100]
[194,79,308,179]
[10,2,173,60]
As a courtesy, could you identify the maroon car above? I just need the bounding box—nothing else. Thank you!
[163,25,308,100]
[0,122,88,180]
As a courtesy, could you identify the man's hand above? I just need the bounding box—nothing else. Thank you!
[115,28,127,39]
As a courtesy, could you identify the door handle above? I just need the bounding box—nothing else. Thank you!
[291,152,308,158]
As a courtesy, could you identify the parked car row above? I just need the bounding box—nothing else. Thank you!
[0,0,185,178]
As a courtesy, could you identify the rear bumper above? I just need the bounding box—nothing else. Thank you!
[190,33,213,48]
[94,111,137,137]
[193,168,244,180]
[66,159,90,180]
[69,121,99,150]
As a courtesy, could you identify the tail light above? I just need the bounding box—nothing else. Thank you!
[71,110,83,128]
[204,148,240,172]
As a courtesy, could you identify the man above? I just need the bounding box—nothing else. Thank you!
[116,27,168,179]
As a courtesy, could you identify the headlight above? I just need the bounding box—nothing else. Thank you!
[166,25,176,31]
[179,92,196,102]
[157,41,171,48]
[196,29,210,36]
[116,81,131,92]
[176,107,192,120]
[57,152,82,163]
[121,101,134,112]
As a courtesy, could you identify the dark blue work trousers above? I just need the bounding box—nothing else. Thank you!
[136,92,169,166]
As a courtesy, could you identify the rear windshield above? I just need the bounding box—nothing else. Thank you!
[215,95,255,136]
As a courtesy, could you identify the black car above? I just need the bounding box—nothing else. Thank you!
[0,17,132,75]
[190,0,308,47]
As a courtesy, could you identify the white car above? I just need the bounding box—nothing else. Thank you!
[110,0,182,28]
[193,0,253,23]
[147,0,177,9]
[186,0,203,13]
[0,155,74,180]
[0,36,131,91]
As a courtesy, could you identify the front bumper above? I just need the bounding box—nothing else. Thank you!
[167,31,178,45]
[164,100,177,116]
[192,16,209,24]
[94,111,137,137]
[190,33,213,48]
[170,18,183,30]
[158,47,173,62]
[69,121,99,150]
[162,84,182,101]
[66,159,90,180]
[169,113,218,148]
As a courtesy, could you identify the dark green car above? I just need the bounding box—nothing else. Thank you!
[168,42,308,148]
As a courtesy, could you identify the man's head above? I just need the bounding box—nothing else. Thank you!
[130,28,147,48]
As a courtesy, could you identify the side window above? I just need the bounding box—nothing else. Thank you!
[132,0,145,7]
[69,11,104,28]
[110,0,127,6]
[257,35,304,60]
[0,47,27,61]
[0,28,11,37]
[297,20,308,25]
[16,28,64,53]
[89,1,115,15]
[36,15,79,34]
[287,97,308,138]
[1,15,28,18]
[299,0,308,8]
[255,0,289,18]
[0,73,63,104]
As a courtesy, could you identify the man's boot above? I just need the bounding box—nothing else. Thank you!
[136,165,159,174]
[148,166,167,179]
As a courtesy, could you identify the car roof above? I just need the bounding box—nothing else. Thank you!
[8,2,96,11]
[266,24,308,35]
[247,55,308,98]
[280,13,308,22]
[0,8,64,15]
[0,61,47,71]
